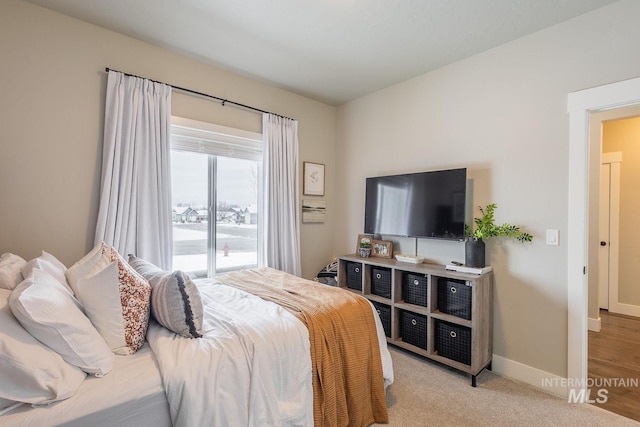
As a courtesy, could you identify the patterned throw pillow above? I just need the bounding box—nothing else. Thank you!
[104,247,151,353]
[128,255,203,338]
[67,243,151,355]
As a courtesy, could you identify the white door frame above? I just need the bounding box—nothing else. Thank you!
[567,76,640,392]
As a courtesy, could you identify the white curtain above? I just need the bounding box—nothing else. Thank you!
[95,71,173,269]
[261,114,301,276]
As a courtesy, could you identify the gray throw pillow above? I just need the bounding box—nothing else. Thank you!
[128,255,203,338]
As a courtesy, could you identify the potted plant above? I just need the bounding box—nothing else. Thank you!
[359,239,372,258]
[465,203,533,267]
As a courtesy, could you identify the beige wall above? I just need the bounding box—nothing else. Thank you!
[603,117,640,306]
[0,0,336,279]
[4,0,640,383]
[335,0,640,377]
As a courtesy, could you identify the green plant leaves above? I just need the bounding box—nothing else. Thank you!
[466,203,532,242]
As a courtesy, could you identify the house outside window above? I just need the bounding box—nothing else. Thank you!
[170,117,262,278]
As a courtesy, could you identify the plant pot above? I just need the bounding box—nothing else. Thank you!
[465,239,485,268]
[359,247,371,258]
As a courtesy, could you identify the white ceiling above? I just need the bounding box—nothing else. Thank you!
[25,0,618,105]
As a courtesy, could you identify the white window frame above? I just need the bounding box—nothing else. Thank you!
[170,116,263,276]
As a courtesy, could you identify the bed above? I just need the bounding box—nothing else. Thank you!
[0,342,171,427]
[0,248,392,427]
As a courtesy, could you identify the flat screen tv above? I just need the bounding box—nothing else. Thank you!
[364,168,467,240]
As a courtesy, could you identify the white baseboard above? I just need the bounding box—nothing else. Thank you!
[588,316,601,332]
[491,354,567,398]
[609,301,640,318]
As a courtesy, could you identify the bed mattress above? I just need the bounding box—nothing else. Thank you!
[0,342,171,427]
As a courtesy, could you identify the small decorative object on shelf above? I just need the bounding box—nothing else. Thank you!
[359,239,372,258]
[465,203,533,267]
[355,233,374,256]
[445,264,493,275]
[395,254,424,264]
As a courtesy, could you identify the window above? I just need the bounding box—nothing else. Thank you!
[170,117,262,277]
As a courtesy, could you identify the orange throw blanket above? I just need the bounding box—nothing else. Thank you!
[214,267,388,427]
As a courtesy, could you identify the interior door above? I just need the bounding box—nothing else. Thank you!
[598,163,611,310]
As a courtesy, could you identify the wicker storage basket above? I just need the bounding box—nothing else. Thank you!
[437,277,472,320]
[400,310,427,350]
[371,301,391,338]
[345,261,363,291]
[402,272,428,307]
[436,320,471,365]
[371,267,391,298]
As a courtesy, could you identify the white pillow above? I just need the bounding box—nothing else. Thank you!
[65,242,110,296]
[9,269,114,376]
[68,244,151,355]
[77,262,130,354]
[21,251,68,287]
[128,255,204,338]
[0,253,27,290]
[0,289,86,406]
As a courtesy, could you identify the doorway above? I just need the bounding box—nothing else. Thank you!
[595,115,640,319]
[567,76,640,393]
[589,118,640,420]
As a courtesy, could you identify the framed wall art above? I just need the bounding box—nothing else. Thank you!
[303,161,325,196]
[302,199,326,223]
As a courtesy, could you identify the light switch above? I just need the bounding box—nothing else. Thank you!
[546,229,559,246]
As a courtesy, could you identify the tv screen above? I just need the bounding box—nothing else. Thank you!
[364,168,467,240]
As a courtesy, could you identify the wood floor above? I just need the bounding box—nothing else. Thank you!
[588,309,640,422]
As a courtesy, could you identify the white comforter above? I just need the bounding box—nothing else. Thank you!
[146,280,313,427]
[147,278,394,427]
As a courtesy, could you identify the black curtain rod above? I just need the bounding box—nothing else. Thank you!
[105,67,294,121]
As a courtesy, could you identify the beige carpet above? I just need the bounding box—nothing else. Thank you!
[376,347,639,426]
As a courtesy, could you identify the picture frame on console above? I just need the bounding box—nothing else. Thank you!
[372,240,393,258]
[355,234,374,254]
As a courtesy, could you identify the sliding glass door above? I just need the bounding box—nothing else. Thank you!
[170,119,262,277]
